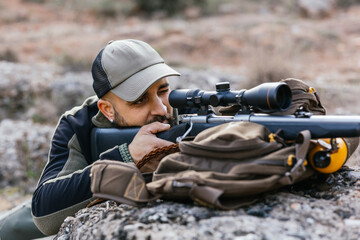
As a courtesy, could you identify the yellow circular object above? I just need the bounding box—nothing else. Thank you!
[308,138,348,174]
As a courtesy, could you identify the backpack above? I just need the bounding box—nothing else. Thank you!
[90,121,314,209]
[148,121,316,209]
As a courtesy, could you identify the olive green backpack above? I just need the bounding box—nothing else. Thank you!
[90,120,315,209]
[147,121,315,209]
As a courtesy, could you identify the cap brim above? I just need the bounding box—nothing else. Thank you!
[111,63,180,102]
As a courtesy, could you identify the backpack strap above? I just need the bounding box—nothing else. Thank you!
[187,175,280,209]
[282,130,312,184]
[136,143,180,173]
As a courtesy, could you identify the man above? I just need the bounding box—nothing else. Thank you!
[31,39,181,235]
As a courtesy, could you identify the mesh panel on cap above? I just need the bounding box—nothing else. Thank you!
[92,49,112,98]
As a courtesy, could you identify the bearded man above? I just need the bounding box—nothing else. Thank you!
[31,39,180,235]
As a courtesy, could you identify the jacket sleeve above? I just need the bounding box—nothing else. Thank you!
[31,116,93,235]
[31,116,125,235]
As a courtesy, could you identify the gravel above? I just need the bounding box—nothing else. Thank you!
[54,167,360,240]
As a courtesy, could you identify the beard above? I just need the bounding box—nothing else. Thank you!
[113,107,175,127]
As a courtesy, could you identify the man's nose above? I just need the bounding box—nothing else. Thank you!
[151,97,167,116]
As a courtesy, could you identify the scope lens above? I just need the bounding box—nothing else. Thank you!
[276,84,292,110]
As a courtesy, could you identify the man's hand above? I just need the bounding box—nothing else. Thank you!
[128,122,173,164]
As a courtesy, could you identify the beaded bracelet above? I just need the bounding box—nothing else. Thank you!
[118,143,133,163]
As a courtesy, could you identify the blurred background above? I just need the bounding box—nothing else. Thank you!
[1,0,360,214]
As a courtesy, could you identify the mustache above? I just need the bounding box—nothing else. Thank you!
[147,114,175,126]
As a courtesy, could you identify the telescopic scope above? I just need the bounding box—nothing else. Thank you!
[169,82,292,113]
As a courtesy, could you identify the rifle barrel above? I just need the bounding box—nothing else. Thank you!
[179,114,360,139]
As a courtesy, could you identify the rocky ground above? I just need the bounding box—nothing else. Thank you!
[1,0,360,239]
[54,167,360,240]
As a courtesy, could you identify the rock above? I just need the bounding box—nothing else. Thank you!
[298,0,336,19]
[50,71,94,116]
[246,203,272,218]
[344,219,360,228]
[0,119,54,189]
[0,61,58,120]
[54,166,360,240]
[290,202,302,211]
[346,171,360,180]
[0,61,94,123]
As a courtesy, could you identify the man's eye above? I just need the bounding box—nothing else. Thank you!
[132,96,147,105]
[159,88,169,94]
[133,99,144,105]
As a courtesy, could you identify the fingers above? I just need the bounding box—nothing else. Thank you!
[140,122,170,135]
[128,122,172,164]
[128,136,172,164]
[137,122,173,147]
[154,138,174,148]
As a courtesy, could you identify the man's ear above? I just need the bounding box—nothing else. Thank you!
[98,99,114,122]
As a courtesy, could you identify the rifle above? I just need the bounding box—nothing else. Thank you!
[91,82,360,173]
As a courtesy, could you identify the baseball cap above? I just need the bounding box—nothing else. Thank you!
[92,39,180,101]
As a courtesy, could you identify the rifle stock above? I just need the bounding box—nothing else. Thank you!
[90,123,217,161]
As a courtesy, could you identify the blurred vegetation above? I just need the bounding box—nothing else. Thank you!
[336,0,360,8]
[15,0,360,19]
[134,0,206,16]
[43,0,206,18]
[18,0,225,18]
[0,49,18,62]
[22,0,46,3]
[55,53,92,72]
[244,44,294,88]
[18,139,47,192]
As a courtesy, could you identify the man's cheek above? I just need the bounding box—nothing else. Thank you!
[166,104,173,114]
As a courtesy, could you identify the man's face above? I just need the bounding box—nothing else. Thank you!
[110,78,174,127]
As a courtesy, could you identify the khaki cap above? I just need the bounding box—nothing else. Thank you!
[92,39,180,101]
